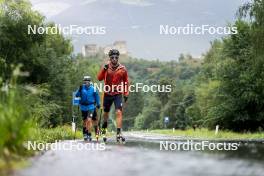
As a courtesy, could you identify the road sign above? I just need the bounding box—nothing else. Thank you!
[164,116,169,128]
[164,116,169,123]
[72,91,80,106]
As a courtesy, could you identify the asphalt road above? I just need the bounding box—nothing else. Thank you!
[16,132,264,176]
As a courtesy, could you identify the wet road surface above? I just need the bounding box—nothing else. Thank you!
[16,132,264,176]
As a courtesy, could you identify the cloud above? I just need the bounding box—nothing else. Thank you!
[165,0,180,2]
[201,11,215,16]
[119,0,154,7]
[131,25,140,29]
[32,2,71,18]
[80,0,98,5]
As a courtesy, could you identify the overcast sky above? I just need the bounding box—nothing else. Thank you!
[29,0,248,60]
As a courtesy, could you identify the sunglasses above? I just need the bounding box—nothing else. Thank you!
[110,56,119,60]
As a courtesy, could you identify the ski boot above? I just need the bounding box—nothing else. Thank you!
[116,134,126,144]
[83,133,88,141]
[87,134,92,142]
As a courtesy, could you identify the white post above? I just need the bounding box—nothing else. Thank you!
[215,125,219,135]
[173,128,175,133]
[72,122,76,132]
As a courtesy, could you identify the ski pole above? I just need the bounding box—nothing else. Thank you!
[98,92,104,135]
[98,108,102,135]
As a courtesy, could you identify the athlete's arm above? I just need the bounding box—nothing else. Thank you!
[97,62,109,81]
[97,66,107,81]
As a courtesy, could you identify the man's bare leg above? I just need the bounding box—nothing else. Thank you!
[92,118,99,141]
[93,119,98,132]
[116,109,122,130]
[102,112,109,142]
[116,109,125,142]
[87,118,92,132]
[83,119,88,140]
[86,118,93,141]
[102,112,109,128]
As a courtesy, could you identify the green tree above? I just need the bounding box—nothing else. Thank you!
[123,90,144,130]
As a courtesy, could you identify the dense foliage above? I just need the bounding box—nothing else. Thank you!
[1,0,264,167]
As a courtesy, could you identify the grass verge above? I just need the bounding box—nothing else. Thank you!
[0,126,82,175]
[149,128,264,140]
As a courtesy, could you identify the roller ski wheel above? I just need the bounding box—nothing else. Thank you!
[95,130,99,142]
[95,134,99,142]
[116,134,126,144]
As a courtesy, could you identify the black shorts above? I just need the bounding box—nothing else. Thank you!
[81,110,97,120]
[103,94,123,112]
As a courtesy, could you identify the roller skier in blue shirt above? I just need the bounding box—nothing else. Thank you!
[75,76,100,141]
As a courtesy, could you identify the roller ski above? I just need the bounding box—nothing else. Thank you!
[116,134,126,144]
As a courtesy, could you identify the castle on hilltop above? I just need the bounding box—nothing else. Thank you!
[82,41,128,57]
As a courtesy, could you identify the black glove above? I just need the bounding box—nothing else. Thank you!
[96,105,101,109]
[104,64,109,70]
[124,96,128,103]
